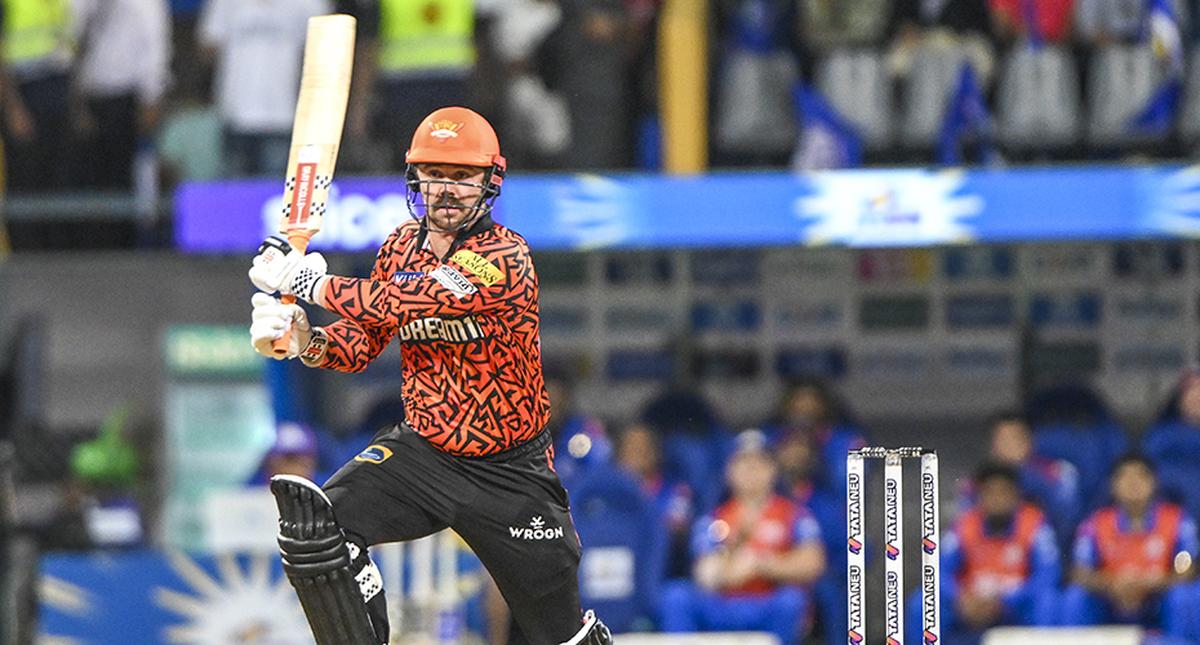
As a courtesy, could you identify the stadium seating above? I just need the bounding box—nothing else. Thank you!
[816,48,893,150]
[1085,44,1163,149]
[571,466,669,633]
[898,42,975,150]
[1142,420,1200,521]
[995,42,1083,153]
[1180,48,1200,143]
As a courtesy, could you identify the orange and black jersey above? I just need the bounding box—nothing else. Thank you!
[315,216,550,457]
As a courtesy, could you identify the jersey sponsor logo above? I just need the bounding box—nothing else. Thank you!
[393,270,425,283]
[1146,536,1166,558]
[355,444,393,464]
[451,250,504,286]
[508,515,565,541]
[398,315,485,343]
[430,265,478,298]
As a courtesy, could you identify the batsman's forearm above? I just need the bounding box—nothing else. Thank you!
[318,318,392,373]
[320,276,410,326]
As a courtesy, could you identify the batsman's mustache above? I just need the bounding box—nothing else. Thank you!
[431,195,467,210]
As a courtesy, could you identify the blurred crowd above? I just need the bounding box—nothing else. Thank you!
[531,368,1200,644]
[156,370,1200,643]
[18,361,1200,643]
[9,1,1200,643]
[0,0,661,197]
[3,0,1200,200]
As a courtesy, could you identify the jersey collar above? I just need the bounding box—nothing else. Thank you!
[1116,502,1161,533]
[415,214,495,260]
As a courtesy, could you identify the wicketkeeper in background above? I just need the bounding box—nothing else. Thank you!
[247,106,613,645]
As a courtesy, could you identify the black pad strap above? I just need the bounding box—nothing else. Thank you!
[271,475,380,645]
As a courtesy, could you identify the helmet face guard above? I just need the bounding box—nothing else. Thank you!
[404,163,505,232]
[404,107,506,232]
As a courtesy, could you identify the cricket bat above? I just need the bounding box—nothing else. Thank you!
[272,14,356,357]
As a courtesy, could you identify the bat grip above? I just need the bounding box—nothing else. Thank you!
[271,233,314,358]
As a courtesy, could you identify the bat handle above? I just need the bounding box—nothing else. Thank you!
[271,233,314,358]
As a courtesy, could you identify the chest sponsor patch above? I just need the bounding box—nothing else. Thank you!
[451,250,504,286]
[430,265,478,299]
[398,315,486,343]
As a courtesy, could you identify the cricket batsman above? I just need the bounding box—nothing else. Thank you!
[247,106,613,645]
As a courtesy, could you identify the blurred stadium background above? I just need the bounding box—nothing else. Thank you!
[3,0,1200,643]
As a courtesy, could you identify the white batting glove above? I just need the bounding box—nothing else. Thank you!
[250,292,325,361]
[248,236,330,304]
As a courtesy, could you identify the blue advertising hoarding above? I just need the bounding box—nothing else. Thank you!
[39,547,488,644]
[174,165,1200,253]
[39,550,313,644]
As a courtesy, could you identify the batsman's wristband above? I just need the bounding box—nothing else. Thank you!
[300,327,329,366]
[292,266,328,304]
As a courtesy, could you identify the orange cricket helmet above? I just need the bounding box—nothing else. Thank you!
[404,107,507,230]
[405,106,507,171]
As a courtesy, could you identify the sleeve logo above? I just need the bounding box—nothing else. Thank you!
[355,445,393,464]
[450,250,504,286]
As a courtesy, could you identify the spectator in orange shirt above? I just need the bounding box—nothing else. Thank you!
[1062,454,1197,634]
[911,463,1060,644]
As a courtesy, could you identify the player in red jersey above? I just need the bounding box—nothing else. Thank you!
[1063,454,1198,633]
[660,430,826,644]
[247,106,612,645]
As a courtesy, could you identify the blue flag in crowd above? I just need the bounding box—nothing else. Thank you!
[1129,0,1184,132]
[1148,0,1184,73]
[938,63,997,165]
[730,0,794,53]
[791,83,863,170]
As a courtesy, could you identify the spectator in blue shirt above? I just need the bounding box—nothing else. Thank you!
[545,369,611,488]
[976,412,1081,547]
[615,421,697,581]
[762,378,867,498]
[254,421,319,484]
[1143,370,1200,522]
[775,421,850,645]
